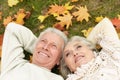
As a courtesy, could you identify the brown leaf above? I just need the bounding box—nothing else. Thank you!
[53,23,65,31]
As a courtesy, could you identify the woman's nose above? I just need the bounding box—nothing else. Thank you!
[73,52,78,56]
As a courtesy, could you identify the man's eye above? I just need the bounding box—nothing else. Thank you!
[51,44,57,49]
[40,40,46,43]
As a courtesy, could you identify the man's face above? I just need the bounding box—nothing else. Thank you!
[32,32,64,70]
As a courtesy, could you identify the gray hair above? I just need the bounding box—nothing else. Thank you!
[36,27,68,50]
[60,36,96,79]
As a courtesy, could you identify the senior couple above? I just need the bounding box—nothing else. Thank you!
[0,18,120,80]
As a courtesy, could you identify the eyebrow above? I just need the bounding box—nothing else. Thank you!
[73,43,79,47]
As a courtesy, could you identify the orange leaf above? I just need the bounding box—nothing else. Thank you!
[111,18,120,29]
[56,13,73,29]
[48,4,67,16]
[72,6,90,22]
[15,9,26,25]
[3,16,13,26]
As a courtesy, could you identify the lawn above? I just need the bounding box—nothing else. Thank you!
[0,0,120,37]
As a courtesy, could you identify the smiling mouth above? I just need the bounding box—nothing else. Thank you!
[38,52,50,57]
[75,55,84,63]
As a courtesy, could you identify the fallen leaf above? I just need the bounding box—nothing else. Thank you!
[8,0,19,7]
[81,27,93,37]
[56,13,73,29]
[72,6,90,22]
[39,25,45,30]
[0,12,2,20]
[14,9,26,25]
[15,12,26,25]
[47,4,67,16]
[71,0,78,2]
[3,16,13,26]
[38,15,48,23]
[25,11,31,19]
[64,2,74,10]
[111,18,120,29]
[95,16,104,22]
[53,23,65,31]
[118,14,120,20]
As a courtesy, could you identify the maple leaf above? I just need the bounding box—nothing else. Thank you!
[72,6,90,22]
[3,16,13,26]
[56,13,73,29]
[14,9,26,25]
[47,4,67,16]
[81,27,93,37]
[95,16,104,22]
[8,0,19,7]
[111,18,120,29]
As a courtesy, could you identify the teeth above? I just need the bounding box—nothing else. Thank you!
[39,52,48,57]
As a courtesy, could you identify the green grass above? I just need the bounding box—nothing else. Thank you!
[0,0,120,37]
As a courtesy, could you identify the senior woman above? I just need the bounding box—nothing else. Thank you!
[60,18,120,80]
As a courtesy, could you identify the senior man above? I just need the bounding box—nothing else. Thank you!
[0,22,67,80]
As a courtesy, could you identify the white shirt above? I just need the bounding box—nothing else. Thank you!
[0,22,63,80]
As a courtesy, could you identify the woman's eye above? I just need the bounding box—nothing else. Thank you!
[77,45,81,49]
[65,52,70,57]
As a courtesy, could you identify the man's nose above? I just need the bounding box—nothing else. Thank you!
[43,44,49,50]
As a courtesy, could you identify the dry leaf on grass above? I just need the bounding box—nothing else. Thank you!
[72,6,90,22]
[56,13,73,29]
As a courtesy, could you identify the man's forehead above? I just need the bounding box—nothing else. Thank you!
[41,32,64,44]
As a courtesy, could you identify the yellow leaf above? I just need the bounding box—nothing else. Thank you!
[56,13,73,29]
[15,12,26,25]
[39,25,45,30]
[8,0,19,7]
[81,27,93,37]
[118,14,120,20]
[95,16,104,22]
[38,15,48,23]
[72,6,90,22]
[64,2,74,10]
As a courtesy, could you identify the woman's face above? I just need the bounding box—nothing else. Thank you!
[63,41,95,72]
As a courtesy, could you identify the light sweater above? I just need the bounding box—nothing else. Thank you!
[66,18,120,80]
[0,22,64,80]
